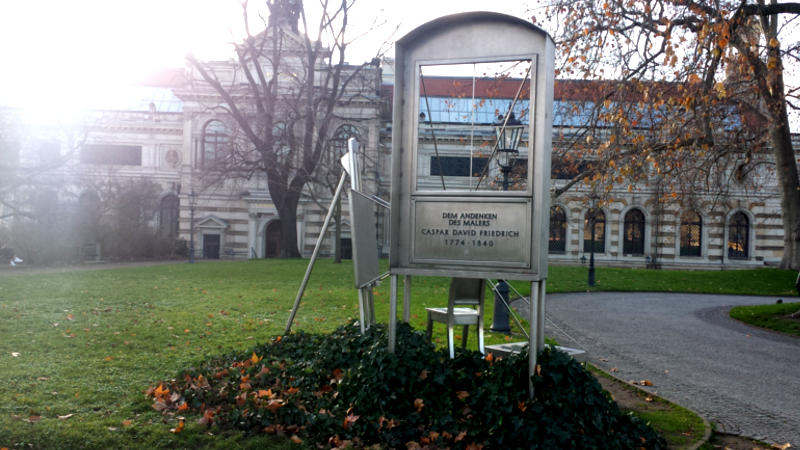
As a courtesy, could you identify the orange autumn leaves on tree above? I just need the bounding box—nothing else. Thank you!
[542,0,800,270]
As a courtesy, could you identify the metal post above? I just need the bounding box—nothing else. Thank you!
[492,165,514,332]
[588,215,596,287]
[389,274,398,353]
[528,281,540,399]
[491,280,512,333]
[189,206,195,264]
[284,172,348,335]
[403,275,412,323]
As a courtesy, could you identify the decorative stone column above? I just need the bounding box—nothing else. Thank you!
[248,213,259,259]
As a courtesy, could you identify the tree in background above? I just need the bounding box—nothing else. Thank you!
[538,0,800,269]
[187,0,387,258]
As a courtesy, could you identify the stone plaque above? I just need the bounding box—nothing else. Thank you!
[412,198,530,267]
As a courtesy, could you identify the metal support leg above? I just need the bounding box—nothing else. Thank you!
[367,287,376,325]
[388,275,398,354]
[461,325,469,349]
[529,281,540,399]
[537,280,546,352]
[403,275,412,323]
[357,288,367,335]
[284,172,348,335]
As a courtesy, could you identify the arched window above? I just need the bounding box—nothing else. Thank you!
[202,121,229,167]
[680,211,702,257]
[549,206,567,254]
[331,125,359,158]
[159,195,180,238]
[623,208,646,256]
[583,209,605,253]
[728,212,750,259]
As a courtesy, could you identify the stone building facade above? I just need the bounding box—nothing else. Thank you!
[0,51,792,269]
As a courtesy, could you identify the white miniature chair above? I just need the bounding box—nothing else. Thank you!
[426,278,486,359]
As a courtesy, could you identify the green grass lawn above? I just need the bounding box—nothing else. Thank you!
[0,260,793,449]
[729,302,800,337]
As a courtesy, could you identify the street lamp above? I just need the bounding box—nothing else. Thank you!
[188,189,198,264]
[587,194,599,287]
[491,112,524,334]
[494,112,524,191]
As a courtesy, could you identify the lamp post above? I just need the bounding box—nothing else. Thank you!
[491,113,524,334]
[587,194,598,287]
[188,189,198,264]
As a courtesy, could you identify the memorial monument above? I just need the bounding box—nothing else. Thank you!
[387,12,555,395]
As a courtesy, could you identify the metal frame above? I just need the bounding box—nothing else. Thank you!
[387,12,555,399]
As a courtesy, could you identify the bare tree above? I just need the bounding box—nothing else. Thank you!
[186,0,385,258]
[538,0,800,269]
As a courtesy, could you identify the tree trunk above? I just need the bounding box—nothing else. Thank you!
[333,197,342,263]
[766,79,800,271]
[276,191,302,258]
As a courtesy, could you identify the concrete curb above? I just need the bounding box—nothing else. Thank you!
[590,364,712,450]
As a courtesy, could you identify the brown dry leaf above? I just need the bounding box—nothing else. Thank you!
[456,391,470,400]
[333,368,344,382]
[599,358,608,362]
[419,369,428,380]
[642,380,654,386]
[197,410,214,426]
[455,431,467,442]
[152,401,168,411]
[123,419,133,426]
[27,415,42,424]
[772,444,791,450]
[170,420,185,433]
[414,398,424,412]
[290,435,302,444]
[645,397,653,402]
[517,401,528,412]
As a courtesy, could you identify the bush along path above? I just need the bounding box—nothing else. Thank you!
[145,322,666,449]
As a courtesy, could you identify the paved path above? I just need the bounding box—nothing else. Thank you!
[519,292,800,446]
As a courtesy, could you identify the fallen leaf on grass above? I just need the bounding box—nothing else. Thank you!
[107,427,117,431]
[26,416,41,424]
[170,420,185,433]
[11,352,20,357]
[123,419,132,426]
[291,435,302,444]
[58,414,73,420]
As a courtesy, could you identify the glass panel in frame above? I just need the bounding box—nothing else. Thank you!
[415,60,532,193]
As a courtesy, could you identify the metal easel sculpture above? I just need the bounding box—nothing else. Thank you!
[284,138,387,335]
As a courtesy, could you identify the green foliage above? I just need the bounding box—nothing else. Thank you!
[152,322,666,450]
[730,302,800,336]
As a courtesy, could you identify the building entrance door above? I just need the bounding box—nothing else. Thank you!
[264,220,282,258]
[203,234,220,259]
[340,238,352,259]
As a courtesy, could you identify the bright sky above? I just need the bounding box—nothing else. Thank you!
[1,0,796,125]
[0,0,533,115]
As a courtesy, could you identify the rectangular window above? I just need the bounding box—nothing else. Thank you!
[430,156,489,177]
[81,144,142,166]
